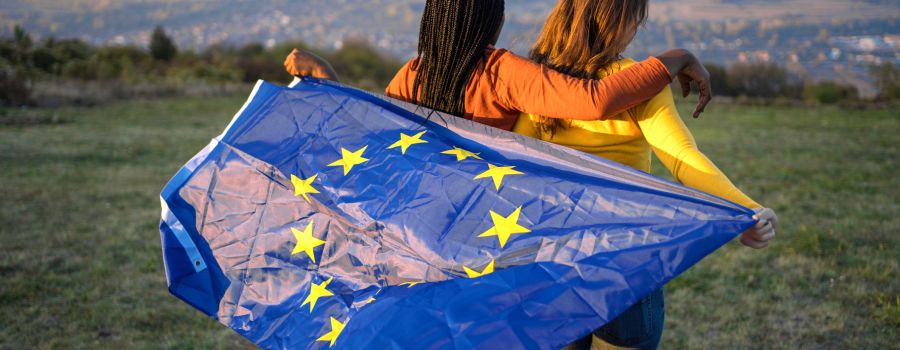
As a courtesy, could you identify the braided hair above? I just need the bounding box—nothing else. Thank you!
[412,0,505,117]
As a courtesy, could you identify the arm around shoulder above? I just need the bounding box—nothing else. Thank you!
[490,51,672,121]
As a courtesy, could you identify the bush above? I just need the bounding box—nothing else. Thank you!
[803,81,858,104]
[704,63,736,97]
[30,38,94,75]
[166,59,242,83]
[869,63,900,101]
[327,41,403,91]
[0,65,34,107]
[725,62,803,99]
[60,60,97,80]
[91,46,154,81]
[236,56,287,83]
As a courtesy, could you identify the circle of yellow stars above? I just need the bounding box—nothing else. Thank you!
[283,129,534,347]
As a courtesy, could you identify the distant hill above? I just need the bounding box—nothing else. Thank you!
[1,0,898,94]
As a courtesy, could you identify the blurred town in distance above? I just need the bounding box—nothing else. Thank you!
[1,0,898,105]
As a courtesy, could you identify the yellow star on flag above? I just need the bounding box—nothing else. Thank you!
[399,281,421,288]
[364,297,376,304]
[474,164,523,190]
[291,221,325,262]
[387,131,427,154]
[301,276,334,312]
[290,174,320,203]
[328,146,369,175]
[463,259,495,278]
[316,316,346,347]
[478,206,531,248]
[441,147,482,161]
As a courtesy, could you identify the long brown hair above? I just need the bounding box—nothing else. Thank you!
[529,0,649,134]
[412,0,505,117]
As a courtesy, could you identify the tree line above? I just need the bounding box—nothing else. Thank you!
[1,26,402,107]
[704,61,898,105]
[1,25,897,107]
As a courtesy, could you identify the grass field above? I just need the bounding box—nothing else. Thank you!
[1,92,897,349]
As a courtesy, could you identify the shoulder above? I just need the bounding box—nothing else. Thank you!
[485,47,536,71]
[385,57,419,100]
[393,57,421,78]
[399,57,420,74]
[482,48,546,91]
[597,58,674,122]
[486,47,512,61]
[596,57,640,78]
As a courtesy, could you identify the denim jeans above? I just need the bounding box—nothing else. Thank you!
[562,288,665,350]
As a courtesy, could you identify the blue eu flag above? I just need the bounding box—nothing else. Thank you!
[159,78,755,349]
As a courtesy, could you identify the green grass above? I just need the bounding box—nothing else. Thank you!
[0,94,897,349]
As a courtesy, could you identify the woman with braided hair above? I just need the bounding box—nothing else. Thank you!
[286,0,714,130]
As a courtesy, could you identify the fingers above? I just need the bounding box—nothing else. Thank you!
[692,73,711,119]
[693,91,710,119]
[756,208,779,230]
[752,218,770,231]
[679,73,708,119]
[284,48,309,77]
[745,224,774,243]
[741,208,777,249]
[284,49,298,76]
[758,227,776,242]
[740,233,769,249]
[751,221,775,241]
[679,76,691,99]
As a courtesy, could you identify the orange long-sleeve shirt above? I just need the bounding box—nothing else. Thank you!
[513,58,761,209]
[385,48,672,131]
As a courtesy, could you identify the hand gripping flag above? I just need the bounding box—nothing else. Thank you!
[159,78,756,349]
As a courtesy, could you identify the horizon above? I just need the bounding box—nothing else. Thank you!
[3,0,898,51]
[2,0,898,95]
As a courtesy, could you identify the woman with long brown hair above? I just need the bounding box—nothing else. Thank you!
[516,1,778,349]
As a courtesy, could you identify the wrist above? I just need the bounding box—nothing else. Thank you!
[655,48,692,77]
[313,63,337,81]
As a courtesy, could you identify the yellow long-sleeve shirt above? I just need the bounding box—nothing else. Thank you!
[513,58,761,209]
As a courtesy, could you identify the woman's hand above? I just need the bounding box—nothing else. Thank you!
[654,49,711,119]
[283,48,339,81]
[740,208,778,249]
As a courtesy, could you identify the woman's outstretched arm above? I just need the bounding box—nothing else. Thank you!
[635,86,758,207]
[633,86,777,248]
